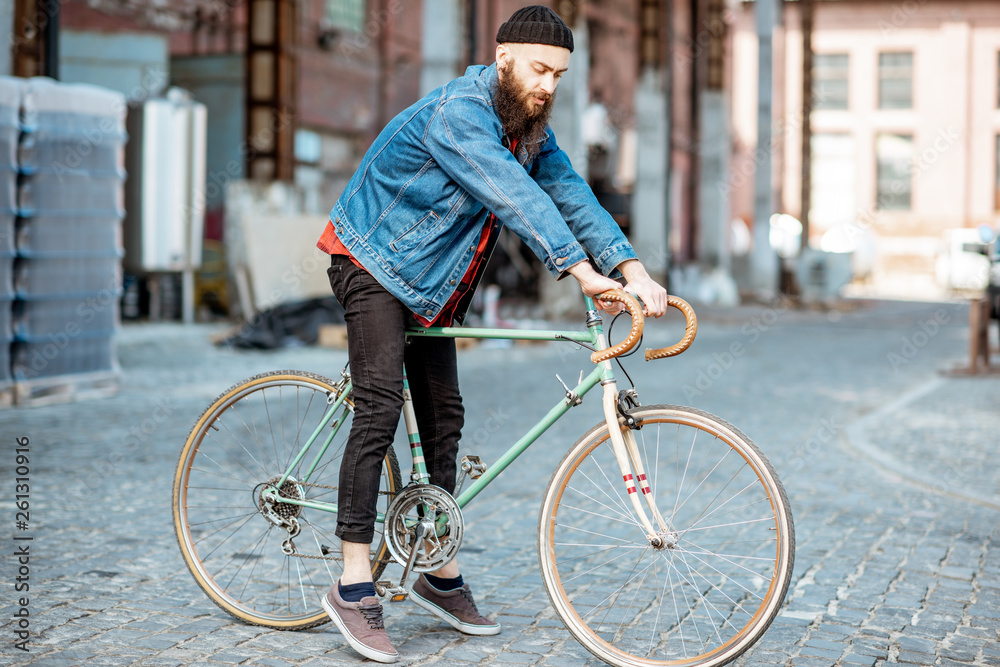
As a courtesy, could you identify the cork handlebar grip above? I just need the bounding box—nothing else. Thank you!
[644,296,698,361]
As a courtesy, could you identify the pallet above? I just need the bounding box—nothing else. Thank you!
[12,369,122,408]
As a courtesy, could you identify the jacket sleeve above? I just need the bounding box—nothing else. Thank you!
[423,96,589,278]
[530,132,637,278]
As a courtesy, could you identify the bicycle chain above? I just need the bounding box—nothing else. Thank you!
[274,480,394,561]
[293,480,394,495]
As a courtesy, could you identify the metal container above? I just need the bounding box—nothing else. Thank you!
[124,90,206,272]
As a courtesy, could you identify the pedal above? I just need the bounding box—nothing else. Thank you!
[374,581,408,602]
[461,455,487,479]
[455,455,487,497]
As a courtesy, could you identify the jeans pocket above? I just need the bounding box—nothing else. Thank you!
[327,257,355,305]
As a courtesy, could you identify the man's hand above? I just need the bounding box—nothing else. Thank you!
[617,260,668,318]
[566,261,627,315]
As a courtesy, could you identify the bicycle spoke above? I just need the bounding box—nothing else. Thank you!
[679,465,756,536]
[215,409,270,479]
[580,456,645,532]
[187,511,258,528]
[558,499,645,527]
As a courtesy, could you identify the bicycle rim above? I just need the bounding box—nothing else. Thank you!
[539,405,794,667]
[172,370,401,630]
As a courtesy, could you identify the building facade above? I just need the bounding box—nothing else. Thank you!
[730,0,1000,298]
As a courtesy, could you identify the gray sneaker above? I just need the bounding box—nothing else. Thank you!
[410,574,501,635]
[321,582,398,663]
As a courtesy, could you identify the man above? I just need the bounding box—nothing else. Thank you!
[317,5,668,663]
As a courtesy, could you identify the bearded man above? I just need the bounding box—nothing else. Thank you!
[316,6,668,662]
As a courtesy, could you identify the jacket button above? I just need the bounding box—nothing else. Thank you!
[555,257,565,266]
[450,279,456,286]
[334,217,340,223]
[338,227,344,234]
[425,309,433,316]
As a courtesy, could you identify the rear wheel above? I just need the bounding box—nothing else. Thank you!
[173,370,402,630]
[539,405,794,666]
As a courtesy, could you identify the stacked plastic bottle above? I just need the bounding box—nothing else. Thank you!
[0,77,20,402]
[11,78,127,388]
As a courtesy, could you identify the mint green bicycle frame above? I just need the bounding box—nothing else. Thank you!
[262,295,617,519]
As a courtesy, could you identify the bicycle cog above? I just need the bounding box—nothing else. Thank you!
[384,484,463,573]
[257,475,305,525]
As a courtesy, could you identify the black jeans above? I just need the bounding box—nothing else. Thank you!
[327,255,464,544]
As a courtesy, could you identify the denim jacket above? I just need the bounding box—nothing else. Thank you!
[328,63,637,323]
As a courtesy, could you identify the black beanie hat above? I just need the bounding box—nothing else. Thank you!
[496,5,574,53]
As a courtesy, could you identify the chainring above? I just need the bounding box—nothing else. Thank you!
[383,484,463,573]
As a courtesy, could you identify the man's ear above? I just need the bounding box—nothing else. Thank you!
[496,44,508,68]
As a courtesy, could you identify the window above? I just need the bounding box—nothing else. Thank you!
[810,133,856,227]
[812,53,849,110]
[878,52,913,109]
[325,0,365,32]
[875,133,913,211]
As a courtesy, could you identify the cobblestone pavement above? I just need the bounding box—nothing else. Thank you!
[1,298,998,666]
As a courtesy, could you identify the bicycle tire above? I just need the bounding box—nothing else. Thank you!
[538,405,794,666]
[173,370,402,630]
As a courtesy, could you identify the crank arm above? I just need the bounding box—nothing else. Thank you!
[379,519,431,602]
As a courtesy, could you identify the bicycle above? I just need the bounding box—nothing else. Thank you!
[172,289,795,667]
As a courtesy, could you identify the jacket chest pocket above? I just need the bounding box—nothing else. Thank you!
[389,210,442,254]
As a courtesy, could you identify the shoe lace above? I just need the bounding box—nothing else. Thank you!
[458,588,481,615]
[358,602,385,630]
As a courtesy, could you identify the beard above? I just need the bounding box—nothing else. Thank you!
[495,60,555,158]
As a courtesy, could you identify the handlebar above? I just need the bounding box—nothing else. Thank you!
[644,296,698,360]
[590,290,644,363]
[588,289,698,364]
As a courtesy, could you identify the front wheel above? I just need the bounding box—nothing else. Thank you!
[173,370,402,630]
[538,405,794,667]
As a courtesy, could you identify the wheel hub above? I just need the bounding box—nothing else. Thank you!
[651,530,679,550]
